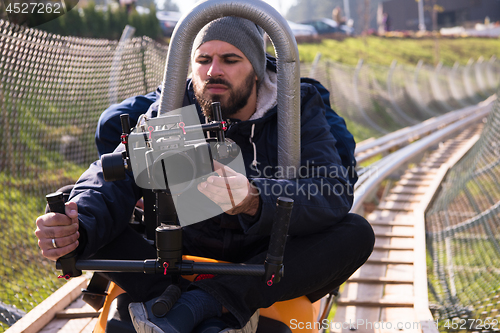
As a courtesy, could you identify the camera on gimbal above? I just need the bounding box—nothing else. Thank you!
[101,103,240,195]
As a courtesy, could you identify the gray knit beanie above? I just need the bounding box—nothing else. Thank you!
[191,16,266,85]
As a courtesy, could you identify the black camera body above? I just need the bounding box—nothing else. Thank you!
[130,114,215,193]
[143,141,214,193]
[101,103,238,196]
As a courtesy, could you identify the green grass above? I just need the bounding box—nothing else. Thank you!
[0,163,87,332]
[343,116,379,143]
[294,36,500,67]
[0,77,102,332]
[268,36,500,143]
[426,235,500,329]
[1,34,499,331]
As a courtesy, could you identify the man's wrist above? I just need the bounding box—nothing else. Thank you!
[75,222,88,257]
[242,184,260,216]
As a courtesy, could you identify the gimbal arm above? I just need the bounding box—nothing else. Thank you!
[49,194,292,287]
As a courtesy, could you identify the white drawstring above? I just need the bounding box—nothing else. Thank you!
[249,123,258,167]
[205,116,211,138]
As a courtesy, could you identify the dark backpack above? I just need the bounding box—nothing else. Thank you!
[301,77,358,186]
[264,55,357,185]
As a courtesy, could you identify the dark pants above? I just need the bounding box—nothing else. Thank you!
[91,213,375,328]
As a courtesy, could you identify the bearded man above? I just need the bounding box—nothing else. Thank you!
[35,16,374,333]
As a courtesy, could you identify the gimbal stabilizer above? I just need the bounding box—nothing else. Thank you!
[47,102,294,316]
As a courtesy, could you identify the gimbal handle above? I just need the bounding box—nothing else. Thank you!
[46,192,82,279]
[264,197,293,286]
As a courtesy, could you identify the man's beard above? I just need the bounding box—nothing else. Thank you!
[194,71,256,120]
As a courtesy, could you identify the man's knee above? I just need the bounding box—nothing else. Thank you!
[346,213,374,243]
[344,213,375,256]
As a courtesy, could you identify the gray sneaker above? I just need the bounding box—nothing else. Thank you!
[128,299,182,333]
[192,311,259,333]
[219,310,259,333]
[129,300,259,333]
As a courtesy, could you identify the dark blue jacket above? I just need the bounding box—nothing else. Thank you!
[72,61,355,260]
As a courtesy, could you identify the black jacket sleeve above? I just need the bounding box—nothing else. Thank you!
[69,145,143,259]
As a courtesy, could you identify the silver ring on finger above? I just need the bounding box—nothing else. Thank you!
[52,238,58,249]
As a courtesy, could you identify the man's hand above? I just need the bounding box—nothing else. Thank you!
[35,202,80,261]
[197,161,260,216]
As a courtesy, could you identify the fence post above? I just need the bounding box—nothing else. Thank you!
[353,59,387,133]
[0,85,15,175]
[447,62,468,107]
[443,213,458,300]
[387,59,417,125]
[410,59,438,117]
[486,56,498,90]
[474,56,488,96]
[430,61,452,111]
[308,52,322,78]
[109,25,136,105]
[0,36,16,176]
[462,58,476,102]
[325,60,333,94]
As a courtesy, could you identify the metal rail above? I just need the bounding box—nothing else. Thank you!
[352,101,493,213]
[158,0,301,177]
[336,122,484,333]
[355,95,496,163]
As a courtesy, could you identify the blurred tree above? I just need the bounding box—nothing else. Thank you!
[83,1,107,37]
[136,0,156,8]
[107,4,129,39]
[129,5,160,37]
[156,0,179,11]
[286,0,391,34]
[286,0,342,22]
[31,1,160,40]
[0,1,6,21]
